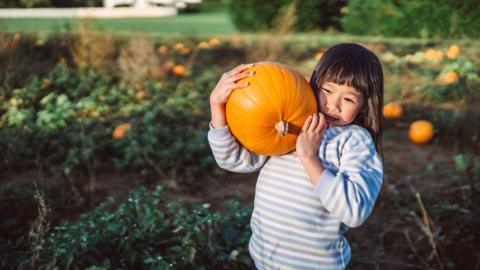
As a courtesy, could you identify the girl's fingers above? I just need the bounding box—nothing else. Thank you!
[229,63,255,76]
[315,113,326,132]
[221,82,249,102]
[302,116,312,132]
[234,81,250,89]
[308,113,318,133]
[228,71,255,82]
[225,82,240,92]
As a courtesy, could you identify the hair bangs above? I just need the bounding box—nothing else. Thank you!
[323,64,371,98]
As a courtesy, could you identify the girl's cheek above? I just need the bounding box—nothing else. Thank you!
[317,94,327,108]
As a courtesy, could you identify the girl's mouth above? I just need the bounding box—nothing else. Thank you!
[325,114,339,123]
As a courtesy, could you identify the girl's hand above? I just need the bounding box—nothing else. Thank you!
[209,63,255,128]
[296,113,328,160]
[209,63,255,106]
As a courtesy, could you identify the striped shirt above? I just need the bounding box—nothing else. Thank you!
[207,122,383,270]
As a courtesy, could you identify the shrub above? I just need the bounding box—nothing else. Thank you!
[341,0,480,38]
[294,0,346,31]
[224,0,345,32]
[223,0,289,32]
[20,0,51,8]
[20,185,255,269]
[0,32,65,97]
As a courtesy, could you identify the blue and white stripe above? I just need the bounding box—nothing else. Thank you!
[207,122,383,269]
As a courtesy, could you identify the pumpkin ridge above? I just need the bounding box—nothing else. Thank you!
[280,64,294,125]
[290,68,304,127]
[270,63,294,131]
[260,62,283,122]
[242,68,275,121]
[252,63,284,135]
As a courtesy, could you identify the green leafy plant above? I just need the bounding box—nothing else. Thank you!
[20,185,254,269]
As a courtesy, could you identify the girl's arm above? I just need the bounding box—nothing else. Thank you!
[208,120,268,173]
[207,63,268,173]
[313,127,383,228]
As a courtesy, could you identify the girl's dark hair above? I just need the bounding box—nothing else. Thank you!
[309,43,384,156]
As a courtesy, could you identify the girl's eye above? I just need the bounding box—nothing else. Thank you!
[322,88,331,93]
[345,98,355,104]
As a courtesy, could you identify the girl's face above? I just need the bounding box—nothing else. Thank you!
[318,82,365,127]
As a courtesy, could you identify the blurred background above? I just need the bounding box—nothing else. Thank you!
[0,0,479,269]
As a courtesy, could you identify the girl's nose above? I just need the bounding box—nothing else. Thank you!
[326,103,340,113]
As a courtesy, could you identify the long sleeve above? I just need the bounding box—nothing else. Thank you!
[207,121,268,173]
[313,127,383,228]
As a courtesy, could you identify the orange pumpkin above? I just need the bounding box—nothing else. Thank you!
[446,44,460,59]
[174,43,185,51]
[158,45,168,56]
[113,123,132,139]
[424,48,444,62]
[442,71,459,85]
[383,102,403,119]
[173,65,187,77]
[226,62,318,156]
[409,120,434,144]
[209,37,221,47]
[198,41,209,49]
[315,52,324,60]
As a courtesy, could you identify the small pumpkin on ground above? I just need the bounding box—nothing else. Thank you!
[383,102,403,119]
[226,61,317,156]
[173,65,187,77]
[113,123,132,139]
[446,44,460,59]
[409,120,434,144]
[442,71,459,85]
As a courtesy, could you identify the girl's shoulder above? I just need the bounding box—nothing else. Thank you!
[325,124,373,147]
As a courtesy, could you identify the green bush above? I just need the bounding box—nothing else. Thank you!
[19,185,254,269]
[0,63,220,185]
[295,0,345,31]
[20,0,51,8]
[341,0,480,38]
[223,0,345,32]
[223,0,288,31]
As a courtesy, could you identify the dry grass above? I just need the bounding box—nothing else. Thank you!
[29,183,51,269]
[71,20,116,72]
[117,37,160,91]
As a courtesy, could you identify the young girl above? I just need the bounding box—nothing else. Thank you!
[207,43,384,270]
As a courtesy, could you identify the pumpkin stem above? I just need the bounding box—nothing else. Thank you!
[275,120,289,138]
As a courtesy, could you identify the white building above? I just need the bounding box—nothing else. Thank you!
[104,0,202,10]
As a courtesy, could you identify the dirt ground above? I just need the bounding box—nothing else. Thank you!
[185,125,472,269]
[3,124,473,269]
